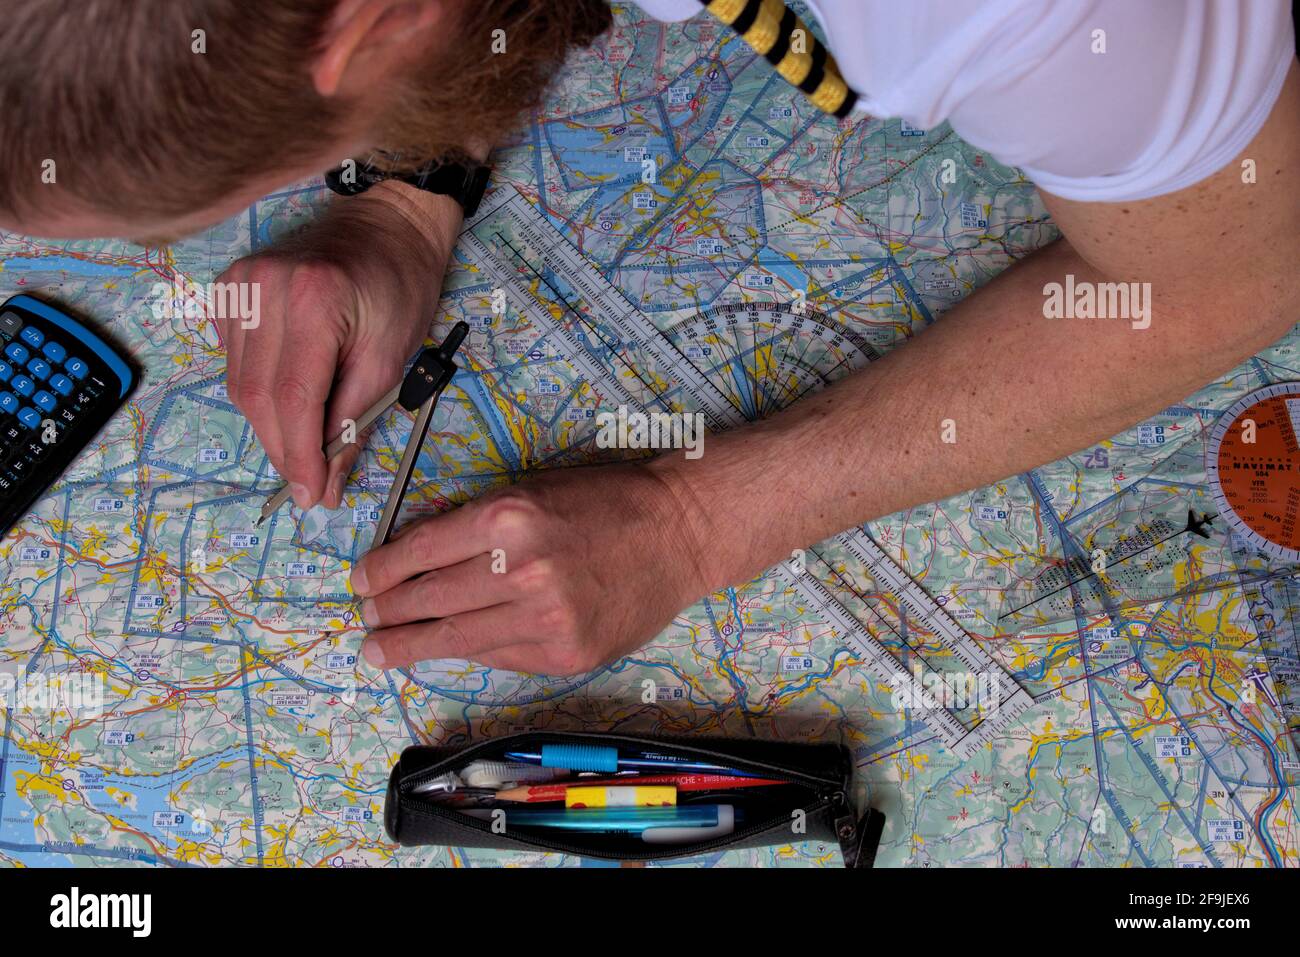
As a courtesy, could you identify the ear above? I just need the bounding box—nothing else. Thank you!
[312,0,446,97]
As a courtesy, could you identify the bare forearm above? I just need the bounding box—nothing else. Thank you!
[654,238,1296,590]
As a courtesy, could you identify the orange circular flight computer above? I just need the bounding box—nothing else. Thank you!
[1206,383,1300,561]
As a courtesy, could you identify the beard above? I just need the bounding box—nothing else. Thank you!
[370,0,613,167]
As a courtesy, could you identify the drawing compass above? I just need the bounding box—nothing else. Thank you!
[257,321,469,547]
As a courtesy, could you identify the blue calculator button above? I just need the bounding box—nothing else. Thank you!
[49,373,73,396]
[4,342,29,365]
[0,391,16,414]
[10,375,34,397]
[65,356,89,380]
[19,326,44,349]
[0,360,11,382]
[17,407,40,430]
[27,357,51,380]
[32,390,56,413]
[42,340,67,363]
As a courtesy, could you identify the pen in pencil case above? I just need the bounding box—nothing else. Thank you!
[503,745,758,775]
[496,773,789,803]
[461,804,740,843]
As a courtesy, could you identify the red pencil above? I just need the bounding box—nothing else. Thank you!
[495,773,789,803]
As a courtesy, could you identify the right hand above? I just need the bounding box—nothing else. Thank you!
[216,189,459,511]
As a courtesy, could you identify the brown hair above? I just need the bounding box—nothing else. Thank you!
[0,0,611,221]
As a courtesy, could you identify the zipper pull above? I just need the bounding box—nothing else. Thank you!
[830,790,858,844]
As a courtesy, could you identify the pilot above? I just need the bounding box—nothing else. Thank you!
[0,0,1294,674]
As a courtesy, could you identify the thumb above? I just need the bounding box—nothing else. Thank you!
[320,348,407,509]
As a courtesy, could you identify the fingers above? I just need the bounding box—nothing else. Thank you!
[235,332,290,474]
[322,438,363,510]
[351,504,492,596]
[359,553,514,628]
[320,349,406,509]
[361,603,528,670]
[221,256,374,510]
[225,276,289,477]
[271,325,337,508]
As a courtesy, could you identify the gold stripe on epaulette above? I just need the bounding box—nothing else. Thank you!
[704,0,859,118]
[808,73,850,115]
[740,0,787,55]
[774,44,813,88]
[705,0,750,24]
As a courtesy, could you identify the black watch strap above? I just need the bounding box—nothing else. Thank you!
[325,156,491,217]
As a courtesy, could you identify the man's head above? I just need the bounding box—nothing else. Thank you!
[0,0,611,241]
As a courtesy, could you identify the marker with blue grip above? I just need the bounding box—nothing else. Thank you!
[504,745,756,776]
[537,744,619,772]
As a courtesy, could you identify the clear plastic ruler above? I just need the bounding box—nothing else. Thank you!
[792,531,1035,759]
[463,187,746,434]
[462,186,1035,757]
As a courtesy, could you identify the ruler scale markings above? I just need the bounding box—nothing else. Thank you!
[462,231,652,419]
[472,193,746,433]
[463,188,1034,757]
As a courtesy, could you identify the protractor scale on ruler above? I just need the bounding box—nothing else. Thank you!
[666,303,880,421]
[1206,382,1300,561]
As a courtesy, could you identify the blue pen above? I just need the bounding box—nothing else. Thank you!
[503,744,755,775]
[463,804,740,843]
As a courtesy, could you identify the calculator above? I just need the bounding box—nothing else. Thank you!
[0,295,137,538]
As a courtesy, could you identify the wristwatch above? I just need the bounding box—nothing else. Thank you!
[324,154,491,217]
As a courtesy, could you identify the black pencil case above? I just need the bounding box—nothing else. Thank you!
[383,730,885,867]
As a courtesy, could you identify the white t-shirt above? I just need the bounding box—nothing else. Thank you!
[631,0,1294,202]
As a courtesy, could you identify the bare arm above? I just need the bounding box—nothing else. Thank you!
[657,62,1300,591]
[351,65,1298,676]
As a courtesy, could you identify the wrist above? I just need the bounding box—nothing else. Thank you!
[646,408,837,592]
[358,180,464,263]
[645,436,768,593]
[641,453,724,604]
[308,184,456,321]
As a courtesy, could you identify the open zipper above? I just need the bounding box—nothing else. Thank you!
[402,790,840,862]
[400,731,846,794]
[394,732,853,862]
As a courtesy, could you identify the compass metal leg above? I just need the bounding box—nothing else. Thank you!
[372,391,440,548]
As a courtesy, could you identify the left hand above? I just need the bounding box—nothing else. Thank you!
[350,460,711,675]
